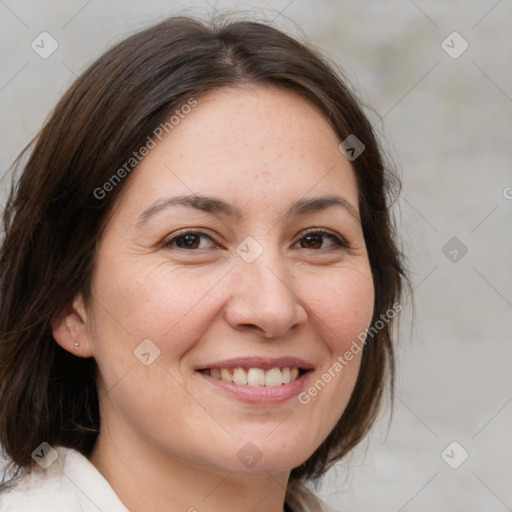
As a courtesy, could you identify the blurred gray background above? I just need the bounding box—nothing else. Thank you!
[1,1,511,510]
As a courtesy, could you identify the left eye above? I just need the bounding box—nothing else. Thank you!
[161,229,348,251]
[296,230,348,250]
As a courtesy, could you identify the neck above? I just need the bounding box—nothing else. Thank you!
[88,419,291,512]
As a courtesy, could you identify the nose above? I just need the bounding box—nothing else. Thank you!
[223,244,307,339]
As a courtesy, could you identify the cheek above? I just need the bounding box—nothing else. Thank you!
[288,266,374,450]
[92,256,218,338]
[92,253,375,359]
[309,266,375,353]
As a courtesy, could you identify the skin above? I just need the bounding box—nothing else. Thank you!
[52,84,375,512]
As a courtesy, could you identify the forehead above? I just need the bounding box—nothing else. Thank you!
[113,85,359,221]
[164,84,341,162]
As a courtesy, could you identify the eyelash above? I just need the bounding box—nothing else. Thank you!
[160,228,349,252]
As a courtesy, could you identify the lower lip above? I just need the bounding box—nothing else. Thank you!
[196,370,313,404]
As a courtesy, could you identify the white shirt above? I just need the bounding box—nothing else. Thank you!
[0,446,339,512]
[0,446,128,511]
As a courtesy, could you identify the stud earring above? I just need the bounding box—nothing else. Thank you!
[74,342,79,349]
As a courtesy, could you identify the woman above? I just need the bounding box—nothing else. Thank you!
[0,14,407,512]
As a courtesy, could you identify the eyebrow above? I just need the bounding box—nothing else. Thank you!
[136,193,360,227]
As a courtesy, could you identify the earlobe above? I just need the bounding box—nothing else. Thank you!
[51,294,94,357]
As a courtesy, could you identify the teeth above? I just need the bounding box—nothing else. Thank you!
[233,367,247,385]
[210,368,221,379]
[265,368,283,387]
[220,368,233,382]
[205,367,303,386]
[247,368,265,386]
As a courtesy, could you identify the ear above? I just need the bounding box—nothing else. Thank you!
[51,293,94,358]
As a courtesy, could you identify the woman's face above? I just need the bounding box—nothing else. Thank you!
[73,85,374,474]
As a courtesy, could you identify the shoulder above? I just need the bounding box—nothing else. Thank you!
[286,479,341,512]
[0,446,128,512]
[0,446,81,511]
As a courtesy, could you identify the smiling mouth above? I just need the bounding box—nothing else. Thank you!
[198,367,308,387]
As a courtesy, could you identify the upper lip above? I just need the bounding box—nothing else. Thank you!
[195,356,314,371]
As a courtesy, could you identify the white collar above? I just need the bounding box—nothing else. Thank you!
[0,445,128,512]
[56,446,129,511]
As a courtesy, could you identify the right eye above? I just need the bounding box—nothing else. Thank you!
[161,230,217,251]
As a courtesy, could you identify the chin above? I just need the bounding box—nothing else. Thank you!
[212,436,315,475]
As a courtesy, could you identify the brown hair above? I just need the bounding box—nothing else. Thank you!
[0,14,408,488]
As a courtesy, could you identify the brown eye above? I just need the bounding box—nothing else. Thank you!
[296,230,348,250]
[161,229,348,252]
[174,234,201,249]
[161,231,215,250]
